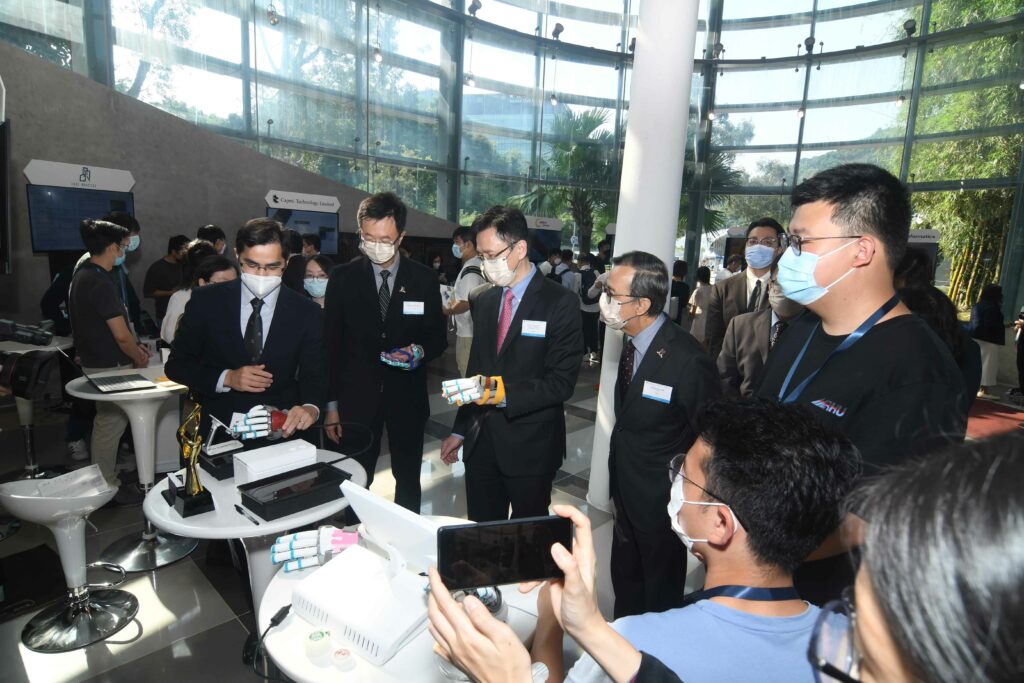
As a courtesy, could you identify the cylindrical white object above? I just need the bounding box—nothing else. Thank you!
[588,0,701,512]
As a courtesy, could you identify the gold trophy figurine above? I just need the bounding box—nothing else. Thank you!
[163,396,216,517]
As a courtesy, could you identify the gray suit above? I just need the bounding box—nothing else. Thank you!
[706,271,768,360]
[717,307,772,398]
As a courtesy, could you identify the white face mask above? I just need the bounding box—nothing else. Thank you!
[667,477,742,554]
[360,239,397,265]
[481,244,521,287]
[599,292,643,330]
[218,243,227,255]
[241,272,282,299]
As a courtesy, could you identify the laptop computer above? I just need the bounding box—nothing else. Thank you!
[57,348,157,393]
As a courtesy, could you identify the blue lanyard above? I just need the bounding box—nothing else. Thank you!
[777,294,900,404]
[683,585,801,605]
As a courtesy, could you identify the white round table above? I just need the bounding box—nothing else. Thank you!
[256,516,544,683]
[65,365,194,571]
[0,335,74,478]
[144,450,366,616]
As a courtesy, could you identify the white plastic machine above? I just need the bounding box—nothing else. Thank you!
[291,481,442,665]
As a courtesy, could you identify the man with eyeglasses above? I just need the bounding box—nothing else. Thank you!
[167,218,327,443]
[70,219,152,503]
[439,205,583,521]
[598,251,719,618]
[706,217,785,361]
[755,163,967,606]
[717,268,805,398]
[322,192,446,513]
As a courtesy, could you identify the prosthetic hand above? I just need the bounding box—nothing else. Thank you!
[229,405,288,440]
[441,375,505,406]
[380,344,424,371]
[271,525,360,573]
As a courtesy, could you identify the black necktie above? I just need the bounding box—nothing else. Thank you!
[378,270,391,321]
[244,297,264,362]
[770,319,787,349]
[748,280,762,312]
[618,340,636,400]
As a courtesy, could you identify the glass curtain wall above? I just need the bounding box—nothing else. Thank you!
[0,0,1021,305]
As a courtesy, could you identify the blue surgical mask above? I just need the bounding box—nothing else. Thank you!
[303,278,328,298]
[452,243,463,259]
[776,239,859,305]
[744,244,775,270]
[114,254,126,267]
[127,235,141,252]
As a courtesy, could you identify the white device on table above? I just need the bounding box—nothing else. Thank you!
[233,439,316,485]
[291,482,442,665]
[203,415,243,456]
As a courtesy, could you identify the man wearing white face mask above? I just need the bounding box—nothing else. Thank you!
[755,163,967,606]
[705,218,785,361]
[599,251,719,618]
[514,399,860,683]
[440,205,583,521]
[323,192,446,513]
[167,218,327,441]
[717,270,805,398]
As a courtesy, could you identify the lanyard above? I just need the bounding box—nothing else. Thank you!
[777,294,900,404]
[683,585,801,605]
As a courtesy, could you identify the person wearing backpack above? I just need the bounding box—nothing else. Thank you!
[446,224,488,376]
[578,253,601,363]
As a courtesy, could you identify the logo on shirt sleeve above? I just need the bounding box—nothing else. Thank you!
[811,399,847,418]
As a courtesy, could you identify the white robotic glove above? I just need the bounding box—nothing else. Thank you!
[229,405,285,440]
[441,377,483,405]
[272,525,359,572]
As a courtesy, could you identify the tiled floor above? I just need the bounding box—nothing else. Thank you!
[0,342,617,682]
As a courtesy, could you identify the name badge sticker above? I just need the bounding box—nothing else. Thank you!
[522,320,547,337]
[642,381,672,404]
[403,301,425,315]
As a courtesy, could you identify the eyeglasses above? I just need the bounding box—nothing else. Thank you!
[746,236,780,248]
[600,285,637,303]
[781,234,862,256]
[240,260,284,274]
[478,241,520,263]
[808,587,860,683]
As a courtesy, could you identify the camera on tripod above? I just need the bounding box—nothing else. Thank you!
[0,319,53,346]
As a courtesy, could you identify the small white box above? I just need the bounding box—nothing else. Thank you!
[233,439,317,485]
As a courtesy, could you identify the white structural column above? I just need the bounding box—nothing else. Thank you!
[586,0,700,511]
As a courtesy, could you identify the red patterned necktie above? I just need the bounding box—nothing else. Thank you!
[496,289,514,352]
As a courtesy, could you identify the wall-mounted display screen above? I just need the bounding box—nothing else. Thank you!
[27,184,135,252]
[266,207,339,255]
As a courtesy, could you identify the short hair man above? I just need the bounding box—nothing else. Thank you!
[166,218,326,440]
[70,219,152,503]
[755,163,967,604]
[440,205,584,521]
[197,224,227,255]
[718,269,804,398]
[706,217,785,359]
[595,239,612,273]
[301,233,321,258]
[323,192,447,512]
[601,251,720,617]
[445,224,488,376]
[143,234,189,320]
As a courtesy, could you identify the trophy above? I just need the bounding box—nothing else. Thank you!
[162,396,216,517]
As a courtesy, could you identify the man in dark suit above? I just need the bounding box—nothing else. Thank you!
[167,218,326,440]
[323,192,446,513]
[717,274,805,397]
[705,217,785,360]
[601,251,720,618]
[440,206,583,522]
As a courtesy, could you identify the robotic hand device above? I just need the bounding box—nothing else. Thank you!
[271,525,359,572]
[229,405,289,441]
[440,375,505,406]
[380,344,425,371]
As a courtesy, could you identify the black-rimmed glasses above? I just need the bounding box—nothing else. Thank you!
[808,586,860,683]
[666,453,747,528]
[478,241,519,263]
[781,234,863,256]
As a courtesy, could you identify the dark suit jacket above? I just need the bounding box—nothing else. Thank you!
[166,279,327,433]
[323,256,446,423]
[452,269,584,477]
[706,271,768,360]
[717,307,772,398]
[610,318,720,532]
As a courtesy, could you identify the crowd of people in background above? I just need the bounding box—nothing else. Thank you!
[45,162,1024,682]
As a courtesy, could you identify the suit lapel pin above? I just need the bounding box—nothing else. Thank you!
[399,286,407,294]
[656,348,666,358]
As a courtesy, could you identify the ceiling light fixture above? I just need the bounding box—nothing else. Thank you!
[551,23,564,41]
[468,0,482,17]
[373,46,383,63]
[267,3,280,25]
[797,107,805,118]
[707,111,716,121]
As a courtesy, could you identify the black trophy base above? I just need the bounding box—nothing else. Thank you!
[162,482,216,518]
